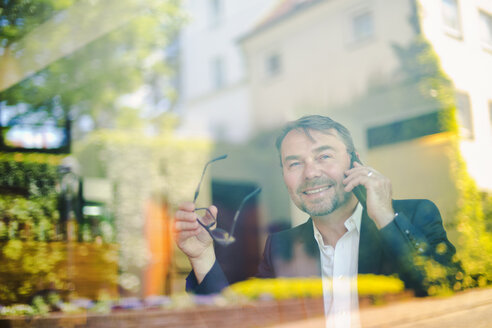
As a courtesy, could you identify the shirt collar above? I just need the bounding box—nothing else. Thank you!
[312,203,363,246]
[345,202,363,233]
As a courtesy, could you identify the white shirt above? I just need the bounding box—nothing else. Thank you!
[313,203,363,328]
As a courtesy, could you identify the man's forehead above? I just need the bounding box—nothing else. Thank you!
[283,128,341,146]
[280,128,346,156]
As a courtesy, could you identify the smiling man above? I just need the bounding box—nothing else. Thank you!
[174,115,462,326]
[282,129,355,217]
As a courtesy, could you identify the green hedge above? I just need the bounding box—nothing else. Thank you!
[0,153,62,242]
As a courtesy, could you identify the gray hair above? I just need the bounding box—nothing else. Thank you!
[275,115,356,165]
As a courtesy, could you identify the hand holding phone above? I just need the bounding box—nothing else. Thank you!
[345,153,396,228]
[349,152,367,208]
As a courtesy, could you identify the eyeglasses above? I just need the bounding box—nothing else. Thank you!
[193,155,261,246]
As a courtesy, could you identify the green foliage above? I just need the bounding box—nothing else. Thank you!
[392,36,448,85]
[1,0,185,135]
[0,154,60,196]
[0,241,66,304]
[0,0,75,46]
[482,192,492,233]
[31,296,50,315]
[0,154,63,303]
[452,157,492,286]
[397,3,492,287]
[414,43,492,287]
[0,153,61,241]
[386,2,492,291]
[0,151,120,305]
[0,304,36,316]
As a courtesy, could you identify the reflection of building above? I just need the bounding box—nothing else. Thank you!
[176,0,277,142]
[238,0,492,225]
[421,0,492,189]
[175,0,280,286]
[177,0,492,266]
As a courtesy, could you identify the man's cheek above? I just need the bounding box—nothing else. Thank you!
[325,166,345,182]
[283,173,295,189]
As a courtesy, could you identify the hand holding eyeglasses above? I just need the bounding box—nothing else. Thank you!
[195,186,261,246]
[174,155,261,282]
[174,201,217,258]
[174,201,219,283]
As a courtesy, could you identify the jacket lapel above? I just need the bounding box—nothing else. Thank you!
[289,214,385,276]
[300,218,320,258]
[358,209,384,274]
[290,218,322,276]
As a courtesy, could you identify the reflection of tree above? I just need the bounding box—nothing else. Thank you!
[0,0,184,138]
[0,0,71,46]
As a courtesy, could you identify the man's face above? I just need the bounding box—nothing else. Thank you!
[280,129,353,217]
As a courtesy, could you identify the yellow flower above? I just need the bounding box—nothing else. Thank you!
[226,275,404,300]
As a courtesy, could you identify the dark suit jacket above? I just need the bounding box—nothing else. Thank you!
[187,199,461,296]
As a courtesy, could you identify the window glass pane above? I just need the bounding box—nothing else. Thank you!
[211,57,224,89]
[366,112,443,149]
[265,53,282,77]
[352,11,373,42]
[479,10,492,47]
[455,92,474,139]
[442,0,461,33]
[489,101,492,131]
[209,0,222,27]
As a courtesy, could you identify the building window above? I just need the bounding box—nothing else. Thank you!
[366,112,443,149]
[352,10,374,43]
[265,52,282,78]
[489,101,492,133]
[455,92,474,139]
[208,0,222,28]
[442,0,462,38]
[211,57,225,90]
[479,10,492,51]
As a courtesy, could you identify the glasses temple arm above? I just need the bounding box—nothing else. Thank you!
[228,187,261,238]
[193,155,228,203]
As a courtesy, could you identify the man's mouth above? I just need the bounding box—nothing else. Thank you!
[302,185,332,195]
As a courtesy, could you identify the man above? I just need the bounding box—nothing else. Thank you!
[174,115,461,312]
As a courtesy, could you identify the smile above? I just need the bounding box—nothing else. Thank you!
[302,185,332,195]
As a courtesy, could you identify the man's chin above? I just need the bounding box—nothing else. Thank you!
[299,193,352,217]
[301,203,337,217]
[307,208,336,217]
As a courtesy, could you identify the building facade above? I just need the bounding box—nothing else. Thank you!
[176,0,277,142]
[237,0,492,226]
[175,0,492,284]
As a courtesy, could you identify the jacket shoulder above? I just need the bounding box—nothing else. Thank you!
[270,218,313,241]
[267,218,318,259]
[393,199,439,214]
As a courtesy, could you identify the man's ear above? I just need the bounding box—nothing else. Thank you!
[349,151,363,166]
[355,152,361,162]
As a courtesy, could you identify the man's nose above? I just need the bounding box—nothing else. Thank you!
[303,160,322,180]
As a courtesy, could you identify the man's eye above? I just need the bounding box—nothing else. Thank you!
[288,162,301,168]
[319,154,331,160]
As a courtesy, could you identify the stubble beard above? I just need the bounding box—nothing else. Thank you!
[295,181,352,217]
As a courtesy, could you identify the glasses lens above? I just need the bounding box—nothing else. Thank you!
[195,207,216,228]
[211,229,235,242]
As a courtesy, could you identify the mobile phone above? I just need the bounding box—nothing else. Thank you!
[349,152,367,208]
